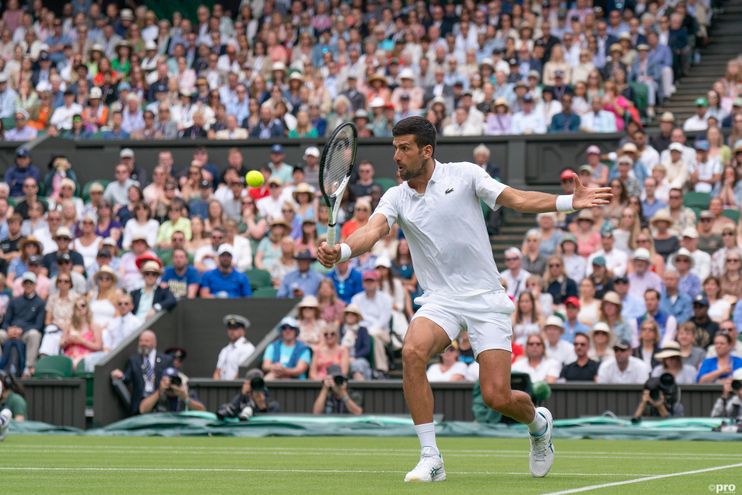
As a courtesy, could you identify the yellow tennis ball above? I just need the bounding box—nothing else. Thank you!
[246,170,264,188]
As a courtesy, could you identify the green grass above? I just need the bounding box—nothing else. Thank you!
[2,435,741,495]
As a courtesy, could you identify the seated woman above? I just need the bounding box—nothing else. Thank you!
[697,332,742,383]
[633,318,661,369]
[426,343,468,382]
[511,334,561,384]
[339,304,372,380]
[61,298,103,368]
[651,342,698,385]
[37,274,78,357]
[317,278,346,326]
[297,295,324,349]
[309,325,349,380]
[512,292,543,346]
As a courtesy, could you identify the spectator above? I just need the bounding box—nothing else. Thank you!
[511,94,546,134]
[102,294,141,354]
[720,249,742,299]
[110,330,173,416]
[216,372,280,420]
[683,97,710,132]
[103,163,139,208]
[4,149,40,198]
[341,198,372,241]
[589,322,616,364]
[326,258,364,305]
[633,318,662,369]
[559,332,599,382]
[512,334,561,384]
[549,94,581,133]
[581,96,618,132]
[670,248,701,299]
[61,297,103,368]
[707,321,742,358]
[689,294,721,348]
[339,304,372,381]
[38,271,78,357]
[501,247,530,299]
[627,249,664,300]
[560,235,586,284]
[131,261,177,321]
[543,316,577,367]
[651,342,699,385]
[309,324,349,381]
[262,317,311,380]
[681,228,712,281]
[296,296,324,348]
[588,230,629,278]
[656,188,697,237]
[574,209,601,258]
[156,199,192,249]
[350,270,393,373]
[213,314,256,381]
[677,321,708,370]
[161,248,200,300]
[122,202,159,250]
[426,342,467,382]
[0,273,44,376]
[277,250,323,299]
[521,229,547,276]
[697,332,742,383]
[660,269,693,325]
[597,339,651,384]
[199,244,252,299]
[312,364,363,415]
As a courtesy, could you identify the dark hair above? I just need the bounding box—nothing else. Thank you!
[0,370,25,398]
[644,288,661,300]
[715,332,733,344]
[574,332,590,343]
[392,116,437,154]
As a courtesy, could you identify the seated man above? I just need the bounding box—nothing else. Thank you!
[261,317,311,380]
[130,261,177,320]
[596,339,651,384]
[559,332,599,381]
[277,249,323,298]
[0,273,45,377]
[213,314,256,380]
[161,248,200,299]
[138,366,205,414]
[312,364,363,415]
[199,244,252,298]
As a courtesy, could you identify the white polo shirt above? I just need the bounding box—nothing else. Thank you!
[216,337,256,380]
[596,356,651,384]
[372,161,507,298]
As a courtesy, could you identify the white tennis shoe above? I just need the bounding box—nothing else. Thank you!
[0,408,11,441]
[529,407,554,478]
[404,446,446,482]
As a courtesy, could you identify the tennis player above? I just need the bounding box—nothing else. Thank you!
[317,117,611,482]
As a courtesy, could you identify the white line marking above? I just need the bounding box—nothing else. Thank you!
[0,466,648,477]
[541,462,742,495]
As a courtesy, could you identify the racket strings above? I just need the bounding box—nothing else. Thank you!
[322,128,354,196]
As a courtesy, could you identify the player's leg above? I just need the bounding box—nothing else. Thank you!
[478,349,554,478]
[401,316,452,482]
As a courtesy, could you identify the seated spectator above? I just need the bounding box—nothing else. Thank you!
[61,297,103,368]
[560,235,587,284]
[677,321,708,370]
[309,324,349,380]
[720,248,742,299]
[118,234,156,292]
[627,249,663,300]
[597,339,651,384]
[559,332,599,382]
[213,314,256,381]
[0,371,26,422]
[49,252,87,296]
[199,244,252,299]
[317,278,346,326]
[42,226,85,277]
[99,293,141,355]
[633,318,662,369]
[599,291,634,345]
[350,270,392,373]
[697,332,742,383]
[670,248,701,299]
[8,236,43,286]
[689,294,721,348]
[635,289,677,345]
[660,269,693,325]
[277,250,323,299]
[512,291,542,346]
[511,94,546,134]
[563,297,590,343]
[138,366,205,414]
[340,304,373,380]
[543,316,577,366]
[122,202,159,250]
[427,343,468,382]
[574,209,601,258]
[578,278,601,327]
[255,217,289,272]
[544,256,578,306]
[706,321,742,358]
[588,322,616,364]
[522,229,547,275]
[587,229,628,278]
[110,330,173,416]
[512,334,560,384]
[312,364,363,415]
[11,255,49,300]
[0,273,45,377]
[581,96,618,132]
[156,199,192,249]
[296,296,324,348]
[262,317,311,380]
[161,248,200,300]
[651,342,698,384]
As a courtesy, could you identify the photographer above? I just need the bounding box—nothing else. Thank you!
[632,372,682,420]
[711,369,742,424]
[138,367,205,414]
[217,371,280,421]
[312,365,363,415]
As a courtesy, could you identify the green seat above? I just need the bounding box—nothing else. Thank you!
[722,208,740,223]
[82,180,110,202]
[374,177,397,192]
[683,191,711,211]
[252,287,278,298]
[75,360,95,408]
[34,355,74,378]
[245,268,273,291]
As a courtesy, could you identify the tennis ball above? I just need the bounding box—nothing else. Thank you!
[246,170,264,188]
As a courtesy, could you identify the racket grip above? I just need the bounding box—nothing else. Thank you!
[327,224,336,247]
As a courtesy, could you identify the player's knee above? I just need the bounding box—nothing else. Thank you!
[482,387,511,412]
[402,343,429,369]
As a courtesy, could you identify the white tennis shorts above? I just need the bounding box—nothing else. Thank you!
[412,290,515,357]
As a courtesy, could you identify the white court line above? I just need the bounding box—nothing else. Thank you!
[0,466,651,477]
[7,445,742,459]
[541,462,742,495]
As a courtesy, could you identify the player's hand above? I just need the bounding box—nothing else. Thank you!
[572,173,612,209]
[317,241,341,268]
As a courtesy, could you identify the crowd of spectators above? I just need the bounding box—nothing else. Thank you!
[0,0,725,143]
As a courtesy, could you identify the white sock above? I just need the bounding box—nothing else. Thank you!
[527,409,547,435]
[414,423,439,454]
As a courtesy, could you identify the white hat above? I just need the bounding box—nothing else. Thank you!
[375,256,392,269]
[632,248,651,261]
[544,315,565,330]
[682,227,698,239]
[89,87,103,99]
[120,148,134,158]
[369,96,386,108]
[272,61,287,72]
[144,40,157,51]
[35,81,51,93]
[21,272,37,284]
[669,142,684,152]
[303,146,320,158]
[217,244,234,256]
[399,68,415,80]
[0,73,8,83]
[733,368,742,381]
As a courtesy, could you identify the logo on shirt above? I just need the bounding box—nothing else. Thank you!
[445,187,454,194]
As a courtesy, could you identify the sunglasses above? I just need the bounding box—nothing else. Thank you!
[117,302,130,306]
[143,272,159,276]
[527,342,543,346]
[505,257,519,262]
[573,342,588,347]
[722,232,735,236]
[548,264,562,268]
[727,259,741,263]
[98,275,112,281]
[57,279,71,284]
[77,304,87,309]
[323,333,337,337]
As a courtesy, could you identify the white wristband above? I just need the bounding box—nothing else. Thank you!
[338,243,352,263]
[556,194,574,212]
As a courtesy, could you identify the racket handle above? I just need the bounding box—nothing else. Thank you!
[327,224,336,248]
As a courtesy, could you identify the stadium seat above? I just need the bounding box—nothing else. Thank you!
[374,178,397,192]
[75,360,95,408]
[252,287,278,298]
[244,268,272,291]
[722,209,740,223]
[82,180,110,202]
[683,191,710,211]
[34,355,74,378]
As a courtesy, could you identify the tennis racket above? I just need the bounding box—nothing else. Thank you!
[319,122,358,248]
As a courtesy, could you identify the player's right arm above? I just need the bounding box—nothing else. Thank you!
[317,213,390,268]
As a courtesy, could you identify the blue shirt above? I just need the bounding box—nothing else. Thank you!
[200,268,252,298]
[734,301,742,331]
[641,198,667,219]
[263,340,311,379]
[679,273,701,300]
[660,291,693,324]
[696,355,742,383]
[563,320,590,343]
[277,269,323,298]
[4,165,41,197]
[162,266,201,299]
[327,268,364,304]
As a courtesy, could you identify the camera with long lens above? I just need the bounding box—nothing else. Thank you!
[644,372,679,411]
[169,374,182,387]
[333,374,347,386]
[732,379,742,392]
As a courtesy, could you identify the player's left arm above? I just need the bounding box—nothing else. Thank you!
[494,173,612,213]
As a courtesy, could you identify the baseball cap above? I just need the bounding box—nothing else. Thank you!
[56,252,72,263]
[522,94,534,103]
[28,255,42,265]
[586,145,601,155]
[304,146,320,158]
[217,244,234,256]
[565,296,580,308]
[592,255,607,267]
[694,140,710,151]
[695,97,708,107]
[120,148,134,159]
[544,315,564,329]
[162,367,179,380]
[271,144,284,154]
[669,142,684,152]
[21,272,37,284]
[15,148,29,158]
[279,316,299,331]
[55,226,73,239]
[682,227,698,239]
[560,169,575,180]
[578,164,593,174]
[660,112,675,123]
[613,339,631,351]
[693,294,709,306]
